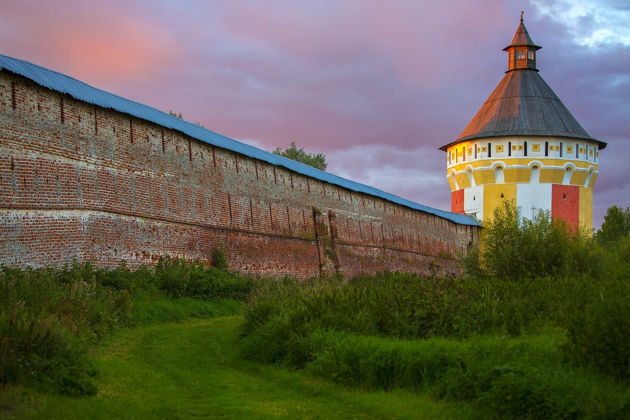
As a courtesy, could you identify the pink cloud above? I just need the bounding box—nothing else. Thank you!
[0,0,179,85]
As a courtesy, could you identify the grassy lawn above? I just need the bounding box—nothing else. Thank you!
[4,316,472,419]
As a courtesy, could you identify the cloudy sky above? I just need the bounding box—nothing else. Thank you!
[1,0,628,226]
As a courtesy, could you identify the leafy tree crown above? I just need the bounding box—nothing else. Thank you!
[272,142,327,171]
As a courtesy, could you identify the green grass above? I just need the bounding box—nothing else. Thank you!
[2,316,473,419]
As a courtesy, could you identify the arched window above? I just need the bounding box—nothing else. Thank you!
[494,166,505,184]
[467,168,476,187]
[530,165,540,184]
[451,169,460,190]
[563,166,573,185]
[585,167,594,188]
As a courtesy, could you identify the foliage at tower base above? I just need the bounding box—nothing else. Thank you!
[462,201,605,281]
[460,201,629,379]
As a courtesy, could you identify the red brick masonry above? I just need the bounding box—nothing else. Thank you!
[0,71,479,278]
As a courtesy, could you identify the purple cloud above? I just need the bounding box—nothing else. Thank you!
[0,0,627,226]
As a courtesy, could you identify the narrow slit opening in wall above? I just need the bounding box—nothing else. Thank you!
[508,141,511,157]
[94,105,98,135]
[11,82,16,110]
[250,199,255,228]
[60,96,65,124]
[545,141,549,156]
[560,142,563,157]
[524,141,528,156]
[487,142,492,158]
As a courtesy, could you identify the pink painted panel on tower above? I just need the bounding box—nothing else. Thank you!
[551,184,579,231]
[451,189,464,214]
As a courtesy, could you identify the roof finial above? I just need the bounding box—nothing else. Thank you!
[520,10,525,23]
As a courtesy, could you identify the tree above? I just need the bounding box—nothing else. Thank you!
[464,200,596,281]
[272,142,327,171]
[596,205,630,245]
[168,110,205,127]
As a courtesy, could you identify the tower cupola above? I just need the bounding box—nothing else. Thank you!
[503,12,541,71]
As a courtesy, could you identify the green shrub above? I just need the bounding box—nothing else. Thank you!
[0,259,254,396]
[464,201,601,281]
[211,248,228,271]
[0,308,97,396]
[301,331,627,418]
[154,257,252,300]
[565,279,630,379]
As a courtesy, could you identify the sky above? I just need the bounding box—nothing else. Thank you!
[1,0,628,227]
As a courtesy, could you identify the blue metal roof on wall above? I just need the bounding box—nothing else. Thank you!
[0,53,479,226]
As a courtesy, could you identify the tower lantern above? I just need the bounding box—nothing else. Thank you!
[440,14,606,231]
[504,12,541,71]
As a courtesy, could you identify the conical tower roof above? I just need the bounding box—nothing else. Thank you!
[440,16,606,151]
[503,14,541,50]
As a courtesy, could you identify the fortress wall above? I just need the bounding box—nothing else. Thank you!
[0,71,479,278]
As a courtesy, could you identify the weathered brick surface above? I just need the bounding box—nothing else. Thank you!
[0,71,479,278]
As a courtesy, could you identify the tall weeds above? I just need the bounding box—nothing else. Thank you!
[240,203,630,418]
[0,257,253,395]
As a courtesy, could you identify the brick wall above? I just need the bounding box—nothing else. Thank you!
[0,71,479,278]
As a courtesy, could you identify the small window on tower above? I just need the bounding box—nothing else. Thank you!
[528,50,535,60]
[516,51,525,59]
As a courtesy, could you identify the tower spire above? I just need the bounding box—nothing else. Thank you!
[504,12,541,71]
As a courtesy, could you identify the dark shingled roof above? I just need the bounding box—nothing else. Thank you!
[440,19,606,152]
[503,21,541,50]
